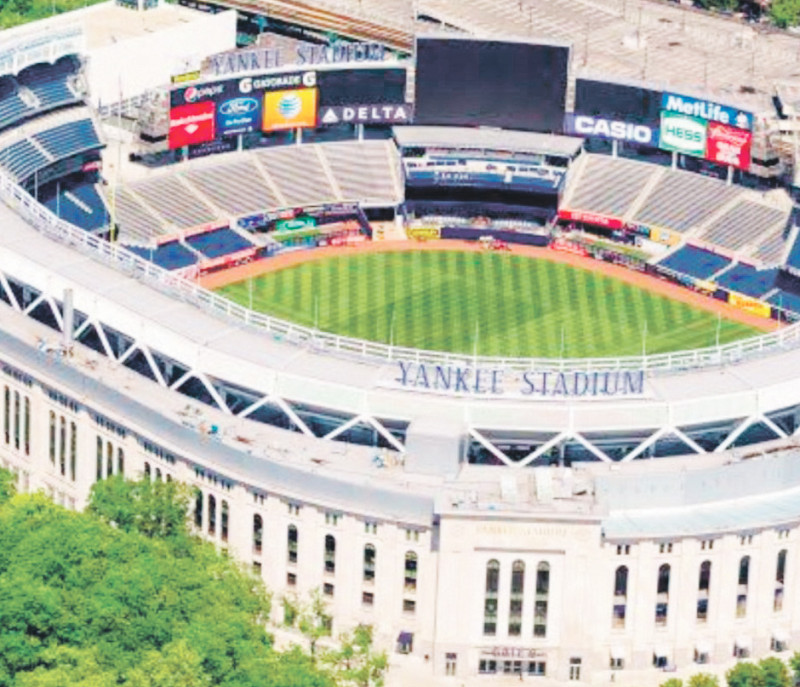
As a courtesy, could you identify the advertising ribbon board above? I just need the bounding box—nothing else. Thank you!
[168,101,216,150]
[661,92,752,130]
[263,88,318,131]
[563,114,659,146]
[558,209,624,230]
[659,111,707,157]
[318,103,413,126]
[275,216,317,232]
[729,292,771,318]
[216,95,262,137]
[706,122,752,170]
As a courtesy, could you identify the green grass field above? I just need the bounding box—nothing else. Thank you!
[217,251,761,358]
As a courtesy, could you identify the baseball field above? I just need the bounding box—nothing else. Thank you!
[217,250,760,358]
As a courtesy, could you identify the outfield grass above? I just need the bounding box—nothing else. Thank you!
[217,251,761,358]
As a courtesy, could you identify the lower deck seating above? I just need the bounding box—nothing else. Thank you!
[658,245,731,280]
[715,264,777,297]
[42,181,107,231]
[768,290,800,315]
[186,228,254,258]
[126,242,197,270]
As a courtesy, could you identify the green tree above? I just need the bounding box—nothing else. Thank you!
[727,662,766,687]
[322,625,388,687]
[283,589,332,660]
[662,679,684,687]
[771,0,800,28]
[0,467,15,505]
[760,657,791,687]
[789,652,800,687]
[690,674,721,687]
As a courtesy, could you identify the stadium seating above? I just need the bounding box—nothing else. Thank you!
[32,119,101,159]
[321,140,399,204]
[698,200,789,253]
[658,245,731,280]
[634,170,744,233]
[0,77,30,132]
[0,139,51,182]
[17,56,79,111]
[182,158,282,217]
[185,228,254,259]
[126,241,198,270]
[768,290,800,315]
[567,155,657,219]
[752,228,789,266]
[107,187,166,243]
[785,231,800,272]
[255,145,338,207]
[715,263,777,298]
[42,181,108,231]
[128,175,218,230]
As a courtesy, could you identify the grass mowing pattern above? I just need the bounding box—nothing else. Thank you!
[218,251,760,358]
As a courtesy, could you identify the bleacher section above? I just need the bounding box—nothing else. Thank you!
[185,228,254,259]
[182,158,281,216]
[128,175,217,230]
[658,245,731,280]
[323,140,399,204]
[126,242,198,270]
[32,118,100,159]
[715,264,777,298]
[255,145,337,207]
[17,56,79,111]
[110,188,165,243]
[0,139,50,182]
[634,170,744,233]
[697,200,788,253]
[568,155,656,218]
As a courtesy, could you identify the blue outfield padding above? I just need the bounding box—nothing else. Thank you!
[126,242,197,270]
[657,245,731,280]
[715,264,777,298]
[185,228,254,258]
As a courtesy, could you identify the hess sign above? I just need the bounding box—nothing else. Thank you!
[659,111,706,156]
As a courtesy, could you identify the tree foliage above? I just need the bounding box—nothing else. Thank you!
[771,0,800,28]
[0,0,106,29]
[727,662,767,687]
[321,625,388,687]
[689,674,721,687]
[759,658,791,687]
[283,589,333,660]
[0,475,331,687]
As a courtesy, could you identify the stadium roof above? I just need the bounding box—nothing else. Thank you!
[392,125,583,157]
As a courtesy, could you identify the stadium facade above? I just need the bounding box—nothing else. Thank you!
[2,2,800,686]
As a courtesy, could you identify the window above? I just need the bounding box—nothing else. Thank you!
[479,660,497,674]
[364,521,378,535]
[324,534,336,574]
[106,441,113,478]
[194,489,203,528]
[363,544,376,582]
[69,422,78,482]
[610,658,624,670]
[775,549,787,612]
[325,512,340,526]
[529,661,546,676]
[145,462,151,479]
[50,412,57,465]
[509,560,524,636]
[288,503,300,516]
[288,525,298,564]
[3,386,8,444]
[208,494,216,536]
[59,417,66,476]
[287,572,296,586]
[405,528,420,542]
[740,534,753,546]
[613,565,628,629]
[155,468,162,482]
[252,561,262,574]
[656,563,670,626]
[253,514,263,555]
[659,542,673,554]
[697,561,711,622]
[534,562,549,637]
[445,653,457,676]
[13,391,19,451]
[701,539,715,550]
[323,582,334,597]
[569,658,581,681]
[221,500,229,543]
[616,544,630,555]
[23,397,29,455]
[95,435,102,480]
[694,649,709,664]
[737,555,749,618]
[403,598,416,613]
[483,560,499,636]
[404,551,417,592]
[362,591,374,606]
[117,448,124,476]
[778,529,790,540]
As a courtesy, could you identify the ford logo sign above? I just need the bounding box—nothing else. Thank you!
[220,98,259,116]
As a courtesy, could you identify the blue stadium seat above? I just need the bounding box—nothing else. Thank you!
[658,245,731,280]
[33,119,101,159]
[185,228,254,259]
[715,264,777,298]
[126,242,198,270]
[0,139,50,182]
[17,57,79,110]
[0,76,31,131]
[785,231,800,272]
[768,290,800,315]
[42,181,107,231]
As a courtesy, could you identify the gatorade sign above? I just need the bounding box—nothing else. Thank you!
[659,111,706,156]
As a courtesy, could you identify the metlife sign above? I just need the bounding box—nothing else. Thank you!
[563,114,658,146]
[659,111,707,156]
[318,103,413,126]
[661,92,752,131]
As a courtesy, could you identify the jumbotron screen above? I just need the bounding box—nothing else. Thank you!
[574,78,663,126]
[317,68,407,106]
[413,37,569,132]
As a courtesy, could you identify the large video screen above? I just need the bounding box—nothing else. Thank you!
[317,68,406,106]
[414,37,569,132]
[574,79,662,126]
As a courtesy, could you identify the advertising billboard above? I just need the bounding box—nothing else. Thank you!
[563,114,658,146]
[216,95,262,136]
[705,121,752,170]
[661,92,752,131]
[414,37,569,132]
[318,103,413,126]
[169,101,215,149]
[263,88,318,131]
[659,111,707,156]
[574,79,662,127]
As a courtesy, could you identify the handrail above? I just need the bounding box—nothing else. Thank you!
[1,166,799,375]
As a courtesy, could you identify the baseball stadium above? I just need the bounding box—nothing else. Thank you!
[4,0,800,685]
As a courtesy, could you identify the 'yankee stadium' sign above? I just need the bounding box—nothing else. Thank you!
[386,362,648,399]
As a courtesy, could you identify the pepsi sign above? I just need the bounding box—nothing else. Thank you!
[564,114,658,145]
[216,96,261,137]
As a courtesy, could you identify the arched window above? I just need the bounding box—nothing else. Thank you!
[106,441,113,477]
[117,448,124,476]
[253,514,263,555]
[69,422,77,482]
[656,563,670,625]
[324,534,336,573]
[509,560,525,636]
[59,416,66,476]
[405,551,418,592]
[737,555,750,618]
[207,494,216,536]
[144,461,151,479]
[95,435,102,480]
[739,555,750,586]
[363,544,376,582]
[49,412,57,465]
[155,468,162,482]
[23,397,29,455]
[221,500,229,542]
[287,524,298,563]
[483,560,500,636]
[13,391,19,450]
[697,561,711,621]
[194,488,202,528]
[3,386,9,444]
[776,549,787,611]
[613,565,628,629]
[534,562,550,637]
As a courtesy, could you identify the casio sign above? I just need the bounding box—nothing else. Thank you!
[573,115,653,144]
[219,98,258,116]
